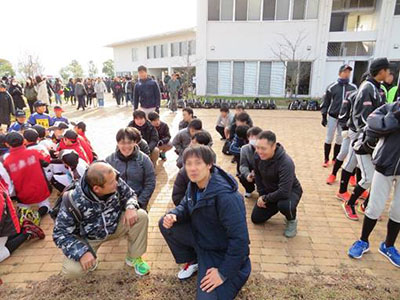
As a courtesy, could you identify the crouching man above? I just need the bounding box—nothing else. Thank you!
[159,145,251,300]
[53,162,150,278]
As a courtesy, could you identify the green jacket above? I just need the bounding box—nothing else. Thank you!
[381,84,398,104]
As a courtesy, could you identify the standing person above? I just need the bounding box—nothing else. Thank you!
[74,78,87,111]
[35,76,50,107]
[85,79,95,108]
[24,77,38,114]
[134,66,161,115]
[53,162,151,278]
[167,73,181,113]
[8,79,26,110]
[239,127,262,198]
[342,58,389,221]
[0,83,15,132]
[159,145,251,299]
[105,127,156,210]
[148,111,172,161]
[320,65,357,168]
[125,76,134,107]
[215,106,234,140]
[251,131,303,238]
[179,108,195,130]
[111,77,123,107]
[67,79,76,105]
[94,78,107,107]
[53,78,63,105]
[348,101,400,267]
[127,110,160,166]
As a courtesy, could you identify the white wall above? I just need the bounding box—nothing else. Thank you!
[387,17,400,60]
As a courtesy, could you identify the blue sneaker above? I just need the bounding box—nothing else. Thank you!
[379,242,400,268]
[348,240,370,259]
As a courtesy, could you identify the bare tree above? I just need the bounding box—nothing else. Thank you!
[17,52,45,79]
[177,50,202,99]
[271,30,310,98]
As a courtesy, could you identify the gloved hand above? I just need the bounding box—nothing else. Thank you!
[321,114,327,127]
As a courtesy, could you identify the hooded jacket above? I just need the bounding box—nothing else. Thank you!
[133,78,161,109]
[338,89,358,131]
[366,102,400,176]
[239,144,256,178]
[36,81,50,104]
[154,121,171,145]
[321,79,357,119]
[0,91,15,125]
[53,172,140,261]
[127,120,159,152]
[106,146,155,209]
[254,144,302,203]
[169,165,250,284]
[8,84,26,110]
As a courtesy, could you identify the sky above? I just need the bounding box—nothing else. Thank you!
[1,0,196,77]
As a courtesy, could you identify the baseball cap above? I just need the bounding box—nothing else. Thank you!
[369,58,390,74]
[49,121,69,131]
[63,129,78,141]
[0,83,7,89]
[5,132,24,147]
[15,109,26,118]
[339,64,353,73]
[71,121,86,132]
[23,128,39,143]
[33,100,47,107]
[53,106,64,112]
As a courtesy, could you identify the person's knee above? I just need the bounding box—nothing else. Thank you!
[62,259,85,279]
[136,209,149,226]
[251,208,265,224]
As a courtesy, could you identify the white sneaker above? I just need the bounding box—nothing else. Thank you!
[244,192,252,198]
[177,263,198,280]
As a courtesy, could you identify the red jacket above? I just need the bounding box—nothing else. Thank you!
[3,146,51,205]
[58,139,92,164]
[77,136,93,163]
[0,178,20,236]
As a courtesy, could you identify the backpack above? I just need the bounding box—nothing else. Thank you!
[50,182,82,223]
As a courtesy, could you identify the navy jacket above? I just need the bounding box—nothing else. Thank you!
[169,165,250,282]
[321,79,357,119]
[134,78,161,109]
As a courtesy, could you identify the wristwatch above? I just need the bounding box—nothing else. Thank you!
[126,204,137,210]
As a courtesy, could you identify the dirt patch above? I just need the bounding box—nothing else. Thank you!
[1,268,399,300]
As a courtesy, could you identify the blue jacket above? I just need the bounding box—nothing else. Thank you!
[134,78,161,109]
[53,172,139,261]
[169,165,250,282]
[28,113,54,128]
[52,116,69,124]
[229,135,246,156]
[8,122,27,132]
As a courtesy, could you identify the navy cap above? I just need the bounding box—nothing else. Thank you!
[339,64,353,73]
[33,100,47,107]
[15,109,26,118]
[370,58,390,74]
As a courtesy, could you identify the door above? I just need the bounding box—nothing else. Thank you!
[352,61,369,87]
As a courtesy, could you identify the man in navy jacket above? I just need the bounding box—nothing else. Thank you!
[134,65,161,115]
[159,145,251,300]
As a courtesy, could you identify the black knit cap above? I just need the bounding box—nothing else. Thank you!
[369,58,390,74]
[32,125,46,138]
[63,129,78,141]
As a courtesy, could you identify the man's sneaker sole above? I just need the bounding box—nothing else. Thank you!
[378,248,400,268]
[125,259,150,276]
[348,247,369,259]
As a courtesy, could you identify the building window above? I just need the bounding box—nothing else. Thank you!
[306,0,319,19]
[207,62,219,94]
[131,48,138,62]
[395,0,400,15]
[218,61,232,95]
[244,62,258,95]
[181,41,188,56]
[276,0,290,20]
[188,40,196,55]
[285,61,312,95]
[327,41,375,57]
[161,44,168,58]
[332,0,375,11]
[263,0,276,20]
[147,46,154,59]
[154,45,161,59]
[248,0,262,20]
[292,0,306,20]
[258,62,272,95]
[221,0,234,20]
[235,0,248,21]
[171,42,180,57]
[208,0,220,20]
[232,62,245,94]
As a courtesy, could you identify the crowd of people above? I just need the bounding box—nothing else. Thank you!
[320,58,400,267]
[0,58,399,299]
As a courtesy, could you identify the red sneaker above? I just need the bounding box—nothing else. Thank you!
[322,160,329,168]
[326,174,336,185]
[22,219,45,240]
[349,176,357,187]
[342,203,359,221]
[336,191,351,202]
[360,190,369,200]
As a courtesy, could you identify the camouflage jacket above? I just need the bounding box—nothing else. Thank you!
[52,174,139,261]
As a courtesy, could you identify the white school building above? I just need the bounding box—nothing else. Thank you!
[107,0,400,98]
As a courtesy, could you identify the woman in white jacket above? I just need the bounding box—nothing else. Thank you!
[35,75,50,106]
[94,78,107,107]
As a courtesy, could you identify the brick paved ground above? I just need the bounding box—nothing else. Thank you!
[1,96,399,288]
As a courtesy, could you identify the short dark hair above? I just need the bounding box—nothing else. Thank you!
[148,111,160,122]
[23,129,39,143]
[247,126,262,138]
[236,125,250,140]
[182,107,194,116]
[192,131,211,145]
[236,104,244,110]
[183,145,214,166]
[236,112,251,124]
[257,130,276,144]
[220,106,229,113]
[32,125,46,138]
[86,163,114,188]
[116,127,141,143]
[188,119,202,131]
[370,68,387,77]
[133,110,146,120]
[5,132,24,148]
[138,65,147,72]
